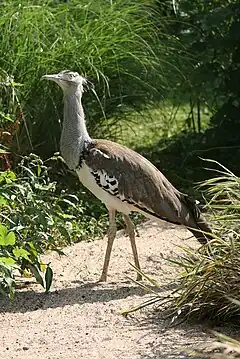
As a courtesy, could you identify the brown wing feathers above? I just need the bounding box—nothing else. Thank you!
[85,139,212,244]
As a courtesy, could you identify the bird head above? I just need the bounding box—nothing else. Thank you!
[42,70,88,93]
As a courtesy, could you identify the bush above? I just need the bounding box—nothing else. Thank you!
[0,153,107,297]
[160,0,240,135]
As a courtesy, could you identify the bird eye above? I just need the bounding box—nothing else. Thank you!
[69,73,77,80]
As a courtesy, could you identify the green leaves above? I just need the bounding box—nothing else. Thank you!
[0,153,108,299]
[0,224,15,246]
[12,247,30,260]
[0,170,16,184]
[0,257,16,266]
[0,154,107,299]
[28,263,44,288]
[27,263,53,292]
[45,265,53,293]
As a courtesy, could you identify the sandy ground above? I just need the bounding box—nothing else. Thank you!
[0,221,213,359]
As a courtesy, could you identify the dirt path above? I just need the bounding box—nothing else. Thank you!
[0,221,212,359]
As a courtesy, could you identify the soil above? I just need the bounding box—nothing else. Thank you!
[0,221,215,359]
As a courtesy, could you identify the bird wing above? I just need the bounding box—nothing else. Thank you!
[83,139,192,225]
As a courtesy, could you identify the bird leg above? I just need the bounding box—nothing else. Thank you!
[123,214,142,281]
[99,208,117,282]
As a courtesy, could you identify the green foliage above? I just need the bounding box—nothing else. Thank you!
[164,0,240,133]
[0,69,22,128]
[120,102,210,149]
[0,70,23,169]
[0,153,107,298]
[0,224,16,246]
[149,0,240,152]
[169,162,240,323]
[0,0,184,158]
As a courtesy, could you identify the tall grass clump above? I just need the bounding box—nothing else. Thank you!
[166,160,240,323]
[0,0,186,158]
[124,160,240,324]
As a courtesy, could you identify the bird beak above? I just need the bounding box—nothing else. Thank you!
[42,74,60,82]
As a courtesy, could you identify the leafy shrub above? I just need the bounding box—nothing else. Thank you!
[0,153,107,297]
[0,222,53,298]
[159,0,240,136]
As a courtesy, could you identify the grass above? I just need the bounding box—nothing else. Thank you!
[1,1,239,314]
[193,332,240,358]
[0,0,188,159]
[123,160,240,324]
[1,1,235,306]
[120,101,211,149]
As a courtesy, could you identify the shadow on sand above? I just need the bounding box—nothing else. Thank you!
[0,279,175,314]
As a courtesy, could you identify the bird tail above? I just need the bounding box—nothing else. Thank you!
[184,196,213,245]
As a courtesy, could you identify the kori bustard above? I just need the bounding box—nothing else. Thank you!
[43,70,212,282]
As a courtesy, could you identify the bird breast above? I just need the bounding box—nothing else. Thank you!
[75,162,134,214]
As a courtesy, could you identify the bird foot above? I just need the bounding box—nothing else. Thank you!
[98,274,107,282]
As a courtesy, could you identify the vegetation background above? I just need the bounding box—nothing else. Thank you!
[1,0,240,335]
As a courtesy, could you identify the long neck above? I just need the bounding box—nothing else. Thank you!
[60,87,91,170]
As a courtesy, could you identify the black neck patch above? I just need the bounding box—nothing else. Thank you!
[77,141,92,169]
